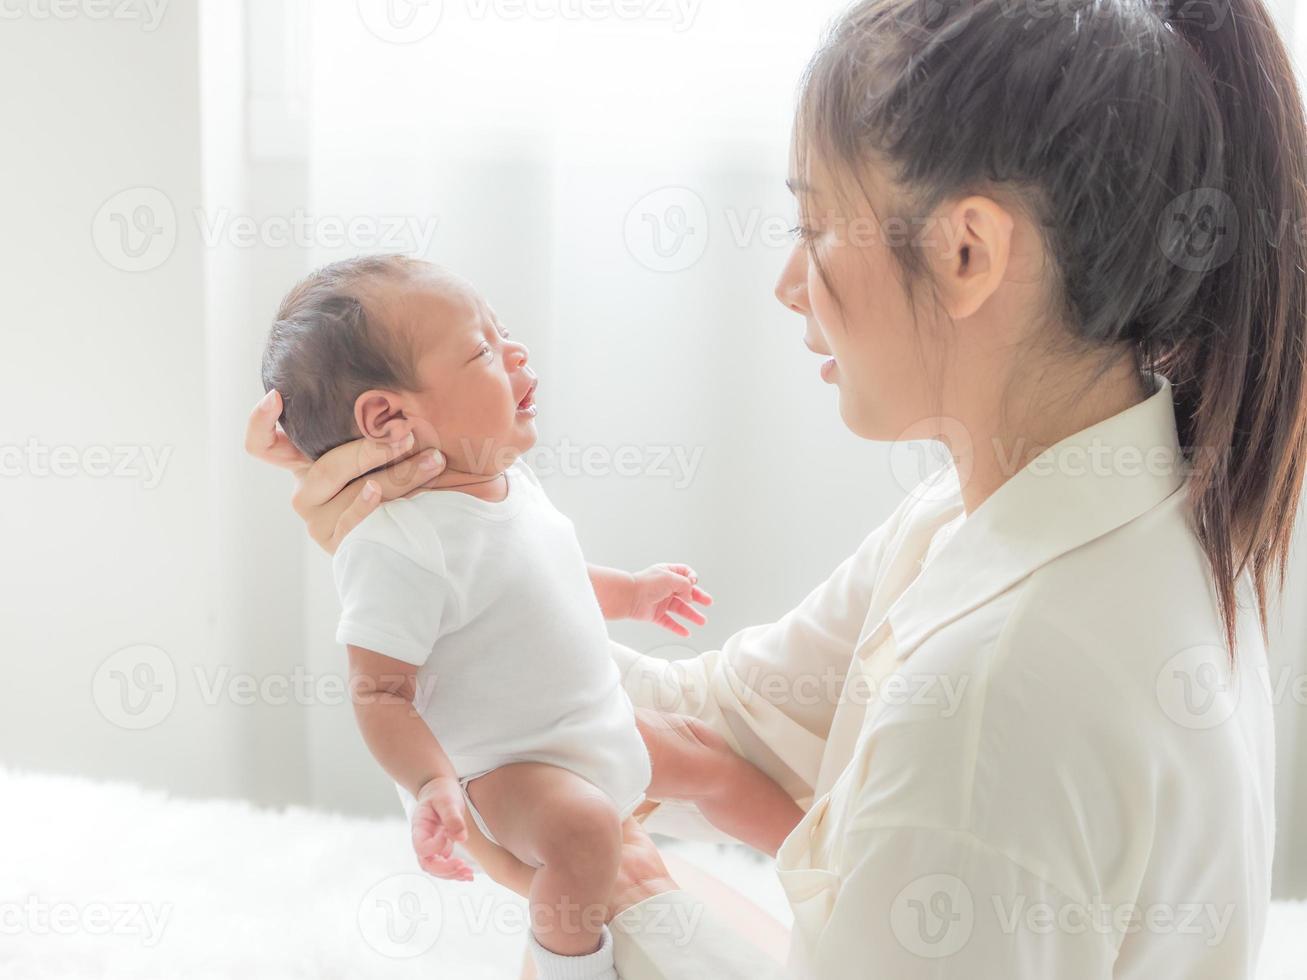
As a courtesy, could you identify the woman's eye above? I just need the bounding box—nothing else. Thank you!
[788,224,815,242]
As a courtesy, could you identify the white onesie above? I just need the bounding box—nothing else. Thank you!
[332,460,652,863]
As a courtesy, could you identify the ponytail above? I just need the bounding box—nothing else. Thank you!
[1157,0,1307,653]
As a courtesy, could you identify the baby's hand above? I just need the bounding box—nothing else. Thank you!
[411,776,474,882]
[629,563,713,637]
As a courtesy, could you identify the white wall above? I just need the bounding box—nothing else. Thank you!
[0,0,241,795]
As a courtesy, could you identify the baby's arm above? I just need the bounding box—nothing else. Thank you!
[347,644,473,880]
[588,563,713,637]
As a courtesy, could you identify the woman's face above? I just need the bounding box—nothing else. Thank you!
[773,149,949,442]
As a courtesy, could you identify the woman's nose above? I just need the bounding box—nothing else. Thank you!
[774,244,811,315]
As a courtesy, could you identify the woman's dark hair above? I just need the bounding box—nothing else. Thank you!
[797,0,1307,654]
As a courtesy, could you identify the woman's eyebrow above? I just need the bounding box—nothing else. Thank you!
[785,178,809,196]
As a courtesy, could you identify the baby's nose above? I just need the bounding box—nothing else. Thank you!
[507,340,529,367]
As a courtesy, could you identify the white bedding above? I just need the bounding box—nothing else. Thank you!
[0,768,1301,979]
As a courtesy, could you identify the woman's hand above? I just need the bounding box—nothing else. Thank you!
[243,390,446,553]
[608,816,680,921]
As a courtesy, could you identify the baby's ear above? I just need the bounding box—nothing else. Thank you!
[354,389,412,444]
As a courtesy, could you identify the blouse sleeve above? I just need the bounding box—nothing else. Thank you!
[610,515,897,823]
[803,825,1115,978]
[610,891,785,980]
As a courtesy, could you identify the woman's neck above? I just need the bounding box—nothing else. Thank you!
[952,354,1150,515]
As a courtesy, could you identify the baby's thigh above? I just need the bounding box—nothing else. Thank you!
[465,763,623,870]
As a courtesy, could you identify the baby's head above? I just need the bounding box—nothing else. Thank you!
[262,255,538,472]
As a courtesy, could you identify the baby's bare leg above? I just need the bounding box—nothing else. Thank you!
[466,762,623,957]
[636,708,805,856]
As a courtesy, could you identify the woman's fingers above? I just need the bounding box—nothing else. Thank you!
[327,481,384,553]
[243,390,310,471]
[367,448,446,502]
[297,446,445,553]
[294,432,431,510]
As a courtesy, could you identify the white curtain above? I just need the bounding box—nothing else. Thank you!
[246,0,1307,891]
[7,0,1302,905]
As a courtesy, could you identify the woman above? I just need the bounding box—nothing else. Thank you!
[246,0,1307,975]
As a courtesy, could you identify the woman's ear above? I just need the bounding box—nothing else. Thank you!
[354,390,412,445]
[933,195,1014,320]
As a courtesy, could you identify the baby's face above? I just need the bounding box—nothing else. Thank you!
[360,270,538,474]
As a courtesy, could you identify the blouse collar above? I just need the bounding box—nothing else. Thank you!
[865,372,1188,662]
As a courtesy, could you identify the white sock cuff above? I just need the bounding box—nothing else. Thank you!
[527,923,618,980]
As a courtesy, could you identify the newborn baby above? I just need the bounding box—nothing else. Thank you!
[260,255,803,967]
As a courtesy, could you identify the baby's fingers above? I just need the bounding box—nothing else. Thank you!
[420,851,474,881]
[668,597,707,627]
[433,800,468,843]
[413,824,454,859]
[653,612,692,638]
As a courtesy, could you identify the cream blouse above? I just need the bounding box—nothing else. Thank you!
[608,374,1275,979]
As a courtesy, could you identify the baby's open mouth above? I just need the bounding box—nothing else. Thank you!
[516,381,538,414]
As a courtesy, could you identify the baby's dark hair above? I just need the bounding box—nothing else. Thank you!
[261,254,424,460]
